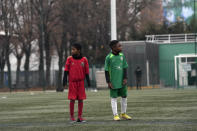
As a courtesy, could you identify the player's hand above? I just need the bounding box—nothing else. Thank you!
[108,82,113,89]
[123,79,127,85]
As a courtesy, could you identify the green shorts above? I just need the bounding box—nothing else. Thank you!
[110,86,128,98]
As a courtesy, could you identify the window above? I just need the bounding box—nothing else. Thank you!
[181,57,186,63]
[187,57,196,63]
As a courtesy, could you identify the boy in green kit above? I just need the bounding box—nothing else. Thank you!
[104,40,132,121]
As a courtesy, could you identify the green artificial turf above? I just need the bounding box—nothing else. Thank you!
[0,88,197,131]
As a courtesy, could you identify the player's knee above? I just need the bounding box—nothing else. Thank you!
[78,100,83,103]
[70,100,75,103]
[111,97,117,99]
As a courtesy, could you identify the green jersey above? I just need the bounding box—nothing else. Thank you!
[104,52,128,89]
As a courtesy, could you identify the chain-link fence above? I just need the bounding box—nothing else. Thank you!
[0,67,98,90]
[121,41,160,88]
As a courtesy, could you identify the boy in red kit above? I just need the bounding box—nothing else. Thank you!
[63,43,90,122]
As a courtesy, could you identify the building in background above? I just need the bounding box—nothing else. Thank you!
[146,33,197,88]
[121,33,197,88]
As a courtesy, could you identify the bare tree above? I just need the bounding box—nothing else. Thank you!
[0,36,6,88]
[51,26,66,91]
[12,0,36,89]
[80,0,110,65]
[0,0,161,90]
[53,0,73,91]
[32,0,56,89]
[23,0,35,89]
[117,0,156,40]
[0,0,17,90]
[11,39,24,88]
[58,0,111,66]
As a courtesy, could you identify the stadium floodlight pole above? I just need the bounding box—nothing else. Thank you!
[195,0,196,54]
[195,0,197,55]
[194,0,197,89]
[111,0,117,40]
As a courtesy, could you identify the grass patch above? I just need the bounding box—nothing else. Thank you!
[0,88,197,131]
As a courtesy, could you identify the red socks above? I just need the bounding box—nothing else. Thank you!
[78,101,83,118]
[70,100,75,120]
[69,100,84,120]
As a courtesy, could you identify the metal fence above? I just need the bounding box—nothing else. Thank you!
[146,33,196,44]
[122,41,146,87]
[0,67,98,90]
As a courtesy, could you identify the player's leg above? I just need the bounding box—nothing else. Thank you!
[77,81,86,122]
[119,87,131,120]
[77,99,86,122]
[68,82,77,121]
[110,89,120,121]
[136,79,139,90]
[139,79,142,90]
[120,96,127,114]
[70,99,75,121]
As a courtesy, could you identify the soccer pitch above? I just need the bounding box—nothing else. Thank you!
[0,88,197,131]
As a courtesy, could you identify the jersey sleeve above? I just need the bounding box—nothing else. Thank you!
[104,55,110,71]
[84,57,89,74]
[123,55,128,68]
[64,57,71,71]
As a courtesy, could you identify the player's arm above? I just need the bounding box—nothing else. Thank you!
[105,71,110,83]
[63,56,71,87]
[63,71,69,87]
[84,57,91,87]
[104,56,113,89]
[85,74,91,87]
[123,55,128,85]
[105,71,113,89]
[123,68,127,85]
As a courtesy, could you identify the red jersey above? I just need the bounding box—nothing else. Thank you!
[64,56,89,82]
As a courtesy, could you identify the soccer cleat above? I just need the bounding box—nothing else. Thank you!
[77,117,86,122]
[69,117,76,123]
[120,113,132,120]
[113,115,120,121]
[70,117,76,121]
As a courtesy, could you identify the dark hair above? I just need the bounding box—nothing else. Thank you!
[72,43,82,51]
[109,40,119,49]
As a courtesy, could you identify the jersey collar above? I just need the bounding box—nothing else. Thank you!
[111,52,123,56]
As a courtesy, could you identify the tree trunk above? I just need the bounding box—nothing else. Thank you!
[45,33,51,87]
[0,70,4,88]
[4,38,12,91]
[57,53,63,92]
[56,32,67,92]
[24,49,30,89]
[16,57,22,88]
[6,56,12,92]
[0,58,5,88]
[39,37,45,90]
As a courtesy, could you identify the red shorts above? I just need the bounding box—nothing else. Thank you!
[68,81,86,100]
